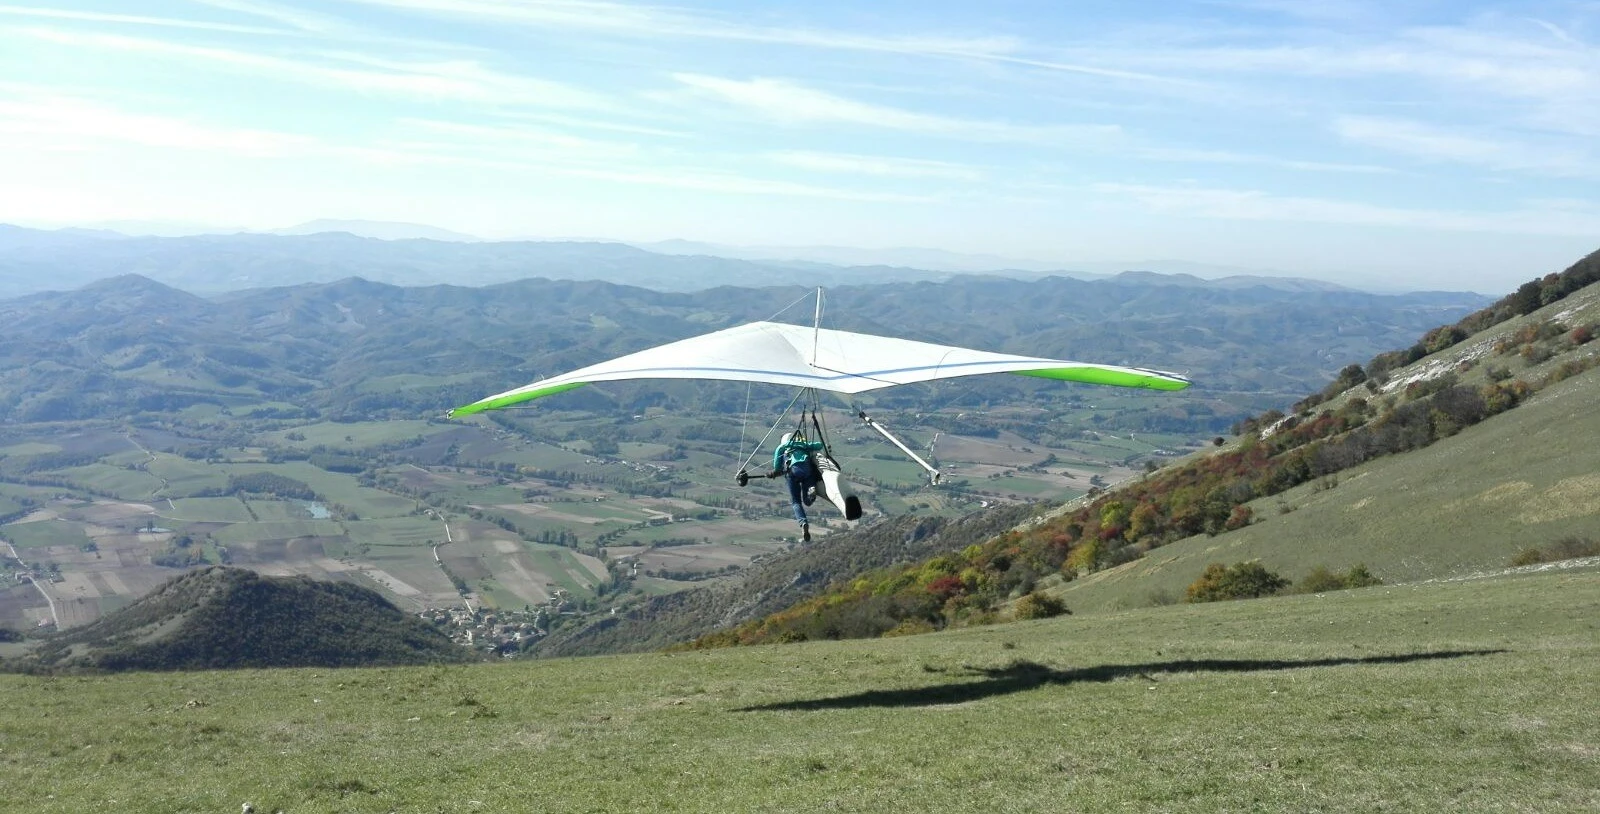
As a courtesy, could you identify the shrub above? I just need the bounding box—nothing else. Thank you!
[1299,563,1384,592]
[1298,566,1346,593]
[1549,536,1600,559]
[1223,505,1254,531]
[1341,564,1383,589]
[1186,562,1289,603]
[1510,537,1600,566]
[1509,548,1544,567]
[1013,592,1070,620]
[881,619,937,638]
[925,575,964,601]
[1145,588,1178,607]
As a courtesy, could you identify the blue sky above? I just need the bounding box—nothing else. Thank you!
[1,1,1597,291]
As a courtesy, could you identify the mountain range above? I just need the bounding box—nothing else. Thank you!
[0,271,1488,428]
[3,223,1406,298]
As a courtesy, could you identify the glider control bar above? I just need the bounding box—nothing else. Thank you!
[857,410,942,485]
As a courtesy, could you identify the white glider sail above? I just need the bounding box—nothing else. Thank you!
[449,320,1189,417]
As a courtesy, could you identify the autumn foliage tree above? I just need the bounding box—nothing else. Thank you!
[1186,562,1289,603]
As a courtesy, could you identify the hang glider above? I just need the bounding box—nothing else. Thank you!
[450,303,1190,529]
[448,320,1189,417]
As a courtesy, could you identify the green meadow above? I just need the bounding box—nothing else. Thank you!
[163,497,254,524]
[0,569,1593,813]
[0,519,92,550]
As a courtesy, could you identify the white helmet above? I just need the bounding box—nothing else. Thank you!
[780,432,794,446]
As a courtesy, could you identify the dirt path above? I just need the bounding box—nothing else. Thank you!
[425,509,472,612]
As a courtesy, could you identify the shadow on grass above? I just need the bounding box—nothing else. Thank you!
[735,650,1507,712]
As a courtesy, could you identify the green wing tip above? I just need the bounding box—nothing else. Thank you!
[1014,367,1192,390]
[448,381,588,418]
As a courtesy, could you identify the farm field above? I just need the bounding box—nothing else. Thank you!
[1,406,1183,632]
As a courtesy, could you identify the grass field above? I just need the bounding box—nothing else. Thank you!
[0,441,61,456]
[356,372,480,394]
[144,454,227,496]
[259,420,440,449]
[210,520,345,546]
[245,500,317,522]
[56,464,165,500]
[344,517,445,548]
[219,463,415,519]
[0,569,1593,813]
[2,518,94,549]
[163,497,253,523]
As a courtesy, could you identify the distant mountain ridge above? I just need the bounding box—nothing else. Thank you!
[4,224,1422,297]
[10,566,469,672]
[271,219,482,242]
[0,225,947,296]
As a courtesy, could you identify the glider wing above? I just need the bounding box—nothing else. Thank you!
[450,321,1188,416]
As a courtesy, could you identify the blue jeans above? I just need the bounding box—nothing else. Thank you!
[785,459,818,526]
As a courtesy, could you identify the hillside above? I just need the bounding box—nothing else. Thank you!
[10,566,468,672]
[538,502,1052,657]
[0,568,1593,811]
[692,248,1600,646]
[1055,349,1600,612]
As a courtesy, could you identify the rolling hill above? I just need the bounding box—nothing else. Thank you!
[11,566,468,672]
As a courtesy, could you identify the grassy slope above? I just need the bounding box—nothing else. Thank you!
[1,568,1595,813]
[1055,365,1600,612]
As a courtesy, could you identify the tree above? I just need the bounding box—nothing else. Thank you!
[1186,562,1289,603]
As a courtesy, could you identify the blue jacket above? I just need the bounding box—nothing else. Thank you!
[772,439,825,473]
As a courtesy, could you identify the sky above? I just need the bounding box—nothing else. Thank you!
[1,1,1598,292]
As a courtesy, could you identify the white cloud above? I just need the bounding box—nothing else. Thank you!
[20,27,615,109]
[397,118,644,159]
[1336,115,1600,178]
[0,5,287,34]
[1203,0,1380,22]
[1066,19,1599,111]
[335,0,1023,59]
[673,74,1120,145]
[549,164,939,203]
[380,121,934,201]
[1136,145,1395,174]
[0,95,312,156]
[493,111,689,139]
[1096,182,1600,236]
[770,151,983,181]
[182,0,340,33]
